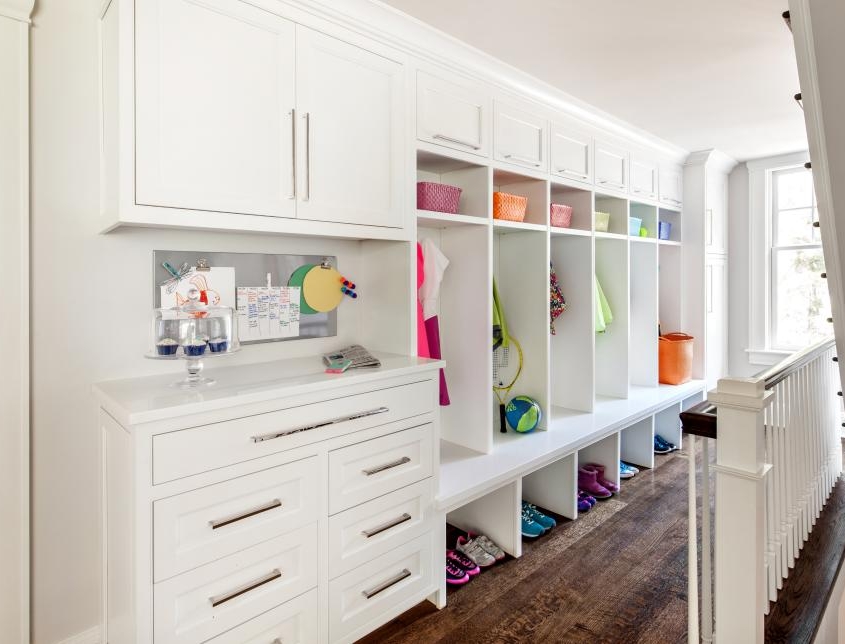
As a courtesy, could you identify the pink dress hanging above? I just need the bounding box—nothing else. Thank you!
[416,243,431,359]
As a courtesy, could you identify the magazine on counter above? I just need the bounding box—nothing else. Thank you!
[322,345,381,370]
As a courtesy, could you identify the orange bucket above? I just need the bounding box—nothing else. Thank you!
[659,333,694,385]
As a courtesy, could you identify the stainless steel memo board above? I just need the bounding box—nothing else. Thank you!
[152,250,337,344]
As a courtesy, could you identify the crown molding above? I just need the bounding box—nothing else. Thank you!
[0,0,35,22]
[684,148,738,174]
[745,150,809,172]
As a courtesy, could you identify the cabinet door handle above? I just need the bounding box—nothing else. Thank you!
[209,569,281,607]
[556,168,588,179]
[362,456,411,476]
[361,568,411,599]
[504,153,541,167]
[432,133,481,150]
[288,108,296,200]
[361,513,412,538]
[250,407,389,443]
[598,179,625,189]
[303,112,311,201]
[209,498,282,530]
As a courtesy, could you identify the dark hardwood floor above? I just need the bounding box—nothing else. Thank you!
[359,450,693,644]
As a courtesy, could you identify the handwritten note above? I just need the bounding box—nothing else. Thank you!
[237,286,301,341]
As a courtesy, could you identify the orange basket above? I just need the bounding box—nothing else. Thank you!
[658,333,694,385]
[493,192,528,222]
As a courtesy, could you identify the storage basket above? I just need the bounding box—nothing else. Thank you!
[550,203,573,228]
[417,181,462,214]
[658,332,694,385]
[658,221,672,241]
[493,192,528,222]
[595,211,610,233]
[629,216,642,236]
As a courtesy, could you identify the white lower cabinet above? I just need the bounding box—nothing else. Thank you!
[96,359,442,644]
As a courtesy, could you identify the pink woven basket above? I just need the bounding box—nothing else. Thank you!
[550,203,573,228]
[417,182,462,214]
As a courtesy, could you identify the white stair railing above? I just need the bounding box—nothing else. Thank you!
[686,337,842,643]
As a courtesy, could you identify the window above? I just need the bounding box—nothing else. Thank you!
[769,166,830,350]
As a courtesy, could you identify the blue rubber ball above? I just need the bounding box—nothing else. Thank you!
[505,396,542,433]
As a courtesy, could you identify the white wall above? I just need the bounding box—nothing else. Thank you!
[29,1,370,641]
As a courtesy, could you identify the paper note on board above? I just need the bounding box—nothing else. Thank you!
[237,286,301,342]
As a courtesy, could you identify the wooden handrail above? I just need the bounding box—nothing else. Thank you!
[680,401,717,439]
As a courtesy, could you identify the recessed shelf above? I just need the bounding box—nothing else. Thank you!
[658,239,682,247]
[416,210,489,228]
[595,231,628,240]
[493,167,548,227]
[493,219,547,233]
[550,226,591,238]
[550,181,593,232]
[631,236,657,244]
[594,193,629,235]
[417,149,489,222]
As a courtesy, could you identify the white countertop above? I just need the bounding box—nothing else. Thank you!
[93,352,443,427]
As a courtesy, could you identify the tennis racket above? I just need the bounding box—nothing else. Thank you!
[493,335,523,433]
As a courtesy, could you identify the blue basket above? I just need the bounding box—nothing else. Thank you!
[628,216,642,236]
[658,221,672,240]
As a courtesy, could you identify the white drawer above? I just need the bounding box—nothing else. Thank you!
[417,69,490,156]
[328,478,432,578]
[153,378,435,483]
[208,589,318,644]
[328,424,433,514]
[329,534,433,644]
[153,457,320,582]
[154,524,317,644]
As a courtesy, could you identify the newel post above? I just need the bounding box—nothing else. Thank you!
[708,377,774,644]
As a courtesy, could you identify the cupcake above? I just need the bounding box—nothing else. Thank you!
[156,338,179,356]
[183,338,208,357]
[208,337,229,353]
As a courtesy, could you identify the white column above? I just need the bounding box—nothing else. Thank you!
[708,377,774,644]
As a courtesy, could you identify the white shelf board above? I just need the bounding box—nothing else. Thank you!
[631,236,658,244]
[437,379,706,512]
[416,210,489,228]
[594,231,628,241]
[550,226,591,238]
[492,219,547,233]
[658,239,682,247]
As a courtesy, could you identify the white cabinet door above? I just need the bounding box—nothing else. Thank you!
[295,27,404,228]
[705,174,728,254]
[630,156,658,200]
[550,123,592,184]
[417,70,490,157]
[494,101,548,171]
[705,256,728,388]
[135,0,296,218]
[659,166,684,208]
[595,140,628,192]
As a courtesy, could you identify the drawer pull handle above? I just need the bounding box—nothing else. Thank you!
[209,569,281,607]
[361,512,412,538]
[432,133,481,150]
[557,168,588,179]
[504,153,541,167]
[251,406,389,443]
[362,456,411,476]
[209,498,282,530]
[361,568,412,599]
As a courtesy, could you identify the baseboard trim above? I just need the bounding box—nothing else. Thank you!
[57,625,101,644]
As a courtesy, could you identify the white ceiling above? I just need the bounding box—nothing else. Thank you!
[380,0,808,161]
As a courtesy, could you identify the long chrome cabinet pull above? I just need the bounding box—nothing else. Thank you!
[432,133,481,150]
[209,498,282,530]
[557,168,588,179]
[209,569,282,607]
[250,406,389,443]
[303,112,310,201]
[361,568,411,599]
[597,178,625,189]
[361,513,412,538]
[504,153,541,167]
[362,456,411,477]
[288,108,296,200]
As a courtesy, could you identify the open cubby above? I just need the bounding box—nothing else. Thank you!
[418,223,493,454]
[550,235,594,412]
[550,181,593,232]
[595,237,629,399]
[522,453,578,520]
[578,432,621,493]
[631,202,658,239]
[658,207,682,243]
[655,402,682,450]
[630,240,659,387]
[621,416,655,469]
[594,193,629,235]
[417,149,491,221]
[493,167,549,227]
[494,228,550,430]
[658,244,683,334]
[446,479,523,558]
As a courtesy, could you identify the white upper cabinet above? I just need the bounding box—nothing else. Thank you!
[295,27,404,228]
[630,156,658,200]
[494,101,548,171]
[417,71,490,157]
[659,165,684,208]
[550,123,592,184]
[135,0,296,218]
[705,173,728,254]
[594,140,629,192]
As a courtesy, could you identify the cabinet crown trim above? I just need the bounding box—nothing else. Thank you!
[0,0,34,22]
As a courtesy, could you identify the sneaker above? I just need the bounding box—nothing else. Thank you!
[578,490,597,507]
[620,461,639,479]
[582,463,619,493]
[470,534,506,561]
[522,501,557,530]
[654,434,675,454]
[577,467,613,499]
[656,434,677,451]
[521,507,546,537]
[446,558,470,585]
[447,549,480,576]
[456,535,497,567]
[578,496,592,512]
